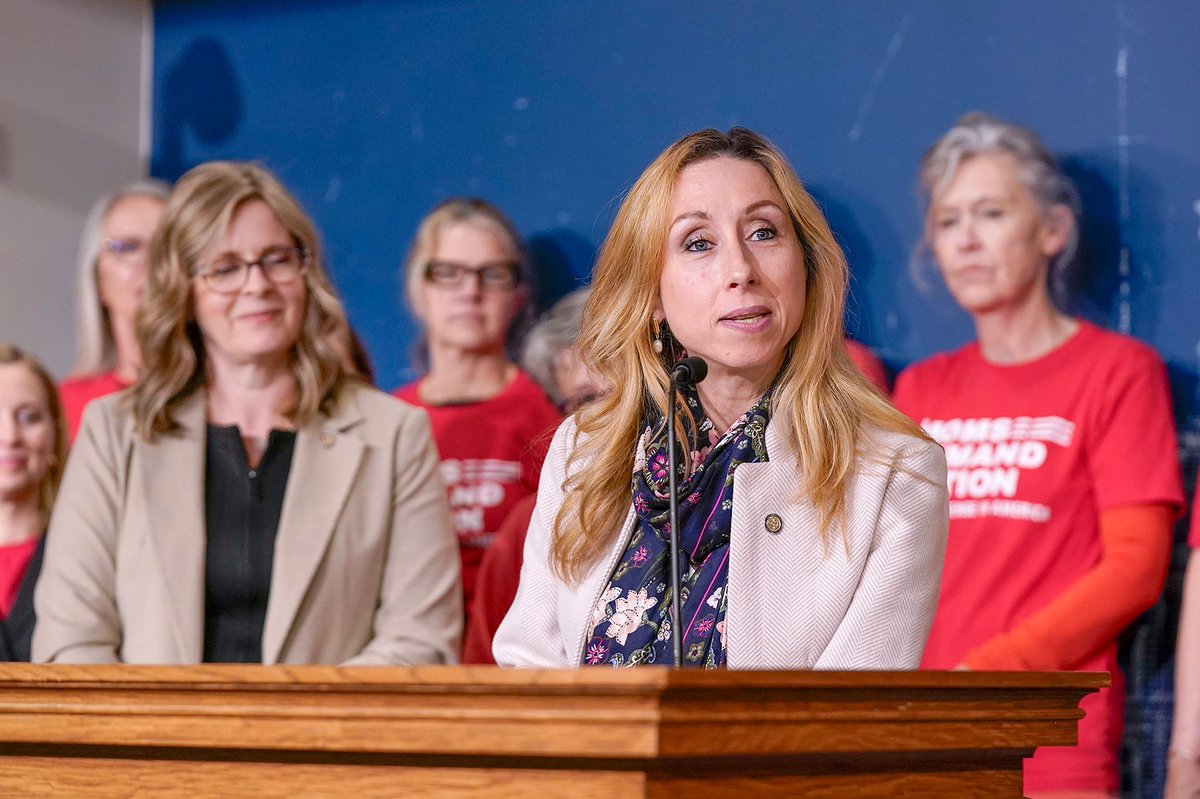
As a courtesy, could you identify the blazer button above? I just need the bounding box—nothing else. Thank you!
[764,513,783,534]
[320,432,335,448]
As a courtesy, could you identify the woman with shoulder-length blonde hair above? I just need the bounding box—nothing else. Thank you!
[494,127,948,669]
[60,179,170,441]
[0,344,67,661]
[34,161,462,665]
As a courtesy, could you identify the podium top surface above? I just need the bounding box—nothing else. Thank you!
[0,664,1108,760]
[0,663,1109,692]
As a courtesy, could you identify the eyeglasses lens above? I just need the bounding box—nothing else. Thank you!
[426,261,519,290]
[203,248,305,293]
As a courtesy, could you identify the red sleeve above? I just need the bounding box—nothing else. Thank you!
[963,503,1173,670]
[1087,347,1183,513]
[845,339,889,395]
[461,494,537,664]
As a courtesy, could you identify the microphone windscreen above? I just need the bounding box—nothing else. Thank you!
[672,356,708,386]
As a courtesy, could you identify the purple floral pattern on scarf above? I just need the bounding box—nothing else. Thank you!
[582,385,771,667]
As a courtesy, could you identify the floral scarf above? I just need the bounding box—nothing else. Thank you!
[582,385,771,668]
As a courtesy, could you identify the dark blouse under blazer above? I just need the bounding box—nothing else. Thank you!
[0,534,45,662]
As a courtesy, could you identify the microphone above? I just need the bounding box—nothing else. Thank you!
[671,356,708,387]
[665,356,707,667]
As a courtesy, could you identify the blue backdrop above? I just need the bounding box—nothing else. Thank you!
[151,3,1200,793]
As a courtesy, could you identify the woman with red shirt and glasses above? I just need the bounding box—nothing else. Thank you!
[394,199,560,618]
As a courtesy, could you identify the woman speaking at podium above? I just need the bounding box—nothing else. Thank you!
[33,162,462,665]
[495,128,948,669]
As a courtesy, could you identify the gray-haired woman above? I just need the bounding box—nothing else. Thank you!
[893,112,1183,798]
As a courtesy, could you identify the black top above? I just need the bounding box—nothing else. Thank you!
[203,425,296,663]
[0,534,46,662]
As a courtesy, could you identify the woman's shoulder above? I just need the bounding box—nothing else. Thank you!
[67,391,143,470]
[497,369,560,418]
[390,379,424,407]
[506,369,555,401]
[858,423,947,482]
[59,371,126,396]
[545,413,581,464]
[77,391,136,435]
[1073,321,1163,367]
[334,380,432,432]
[894,341,978,390]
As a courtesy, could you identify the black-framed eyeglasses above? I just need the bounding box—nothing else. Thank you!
[101,237,150,262]
[194,247,309,294]
[424,260,521,291]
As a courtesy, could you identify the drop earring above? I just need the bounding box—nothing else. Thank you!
[651,318,664,354]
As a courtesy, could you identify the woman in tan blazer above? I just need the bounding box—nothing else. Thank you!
[494,128,947,669]
[33,162,462,665]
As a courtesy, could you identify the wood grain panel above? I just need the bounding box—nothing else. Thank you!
[0,666,1106,797]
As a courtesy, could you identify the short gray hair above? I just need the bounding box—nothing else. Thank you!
[73,178,172,376]
[521,287,590,403]
[917,112,1081,304]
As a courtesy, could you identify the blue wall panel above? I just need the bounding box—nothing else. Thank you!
[152,2,1200,795]
[151,0,1200,395]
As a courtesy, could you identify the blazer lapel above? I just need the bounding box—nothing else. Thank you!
[140,392,207,662]
[260,397,365,664]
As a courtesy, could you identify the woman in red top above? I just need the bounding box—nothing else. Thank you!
[844,338,888,394]
[462,287,612,664]
[893,113,1183,798]
[393,199,560,615]
[59,180,170,441]
[0,344,67,661]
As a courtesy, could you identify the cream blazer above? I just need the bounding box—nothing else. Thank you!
[33,382,462,665]
[494,417,948,669]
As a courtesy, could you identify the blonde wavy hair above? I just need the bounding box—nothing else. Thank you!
[0,344,68,525]
[553,127,929,581]
[129,162,350,441]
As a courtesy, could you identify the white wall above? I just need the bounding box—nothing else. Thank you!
[0,0,151,377]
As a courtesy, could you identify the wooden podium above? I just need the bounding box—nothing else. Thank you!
[0,665,1104,798]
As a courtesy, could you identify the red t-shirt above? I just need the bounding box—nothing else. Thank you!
[893,321,1183,793]
[462,492,537,664]
[845,338,889,394]
[59,372,130,443]
[0,536,40,617]
[393,370,560,613]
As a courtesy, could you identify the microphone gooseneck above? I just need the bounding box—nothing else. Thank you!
[666,356,707,667]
